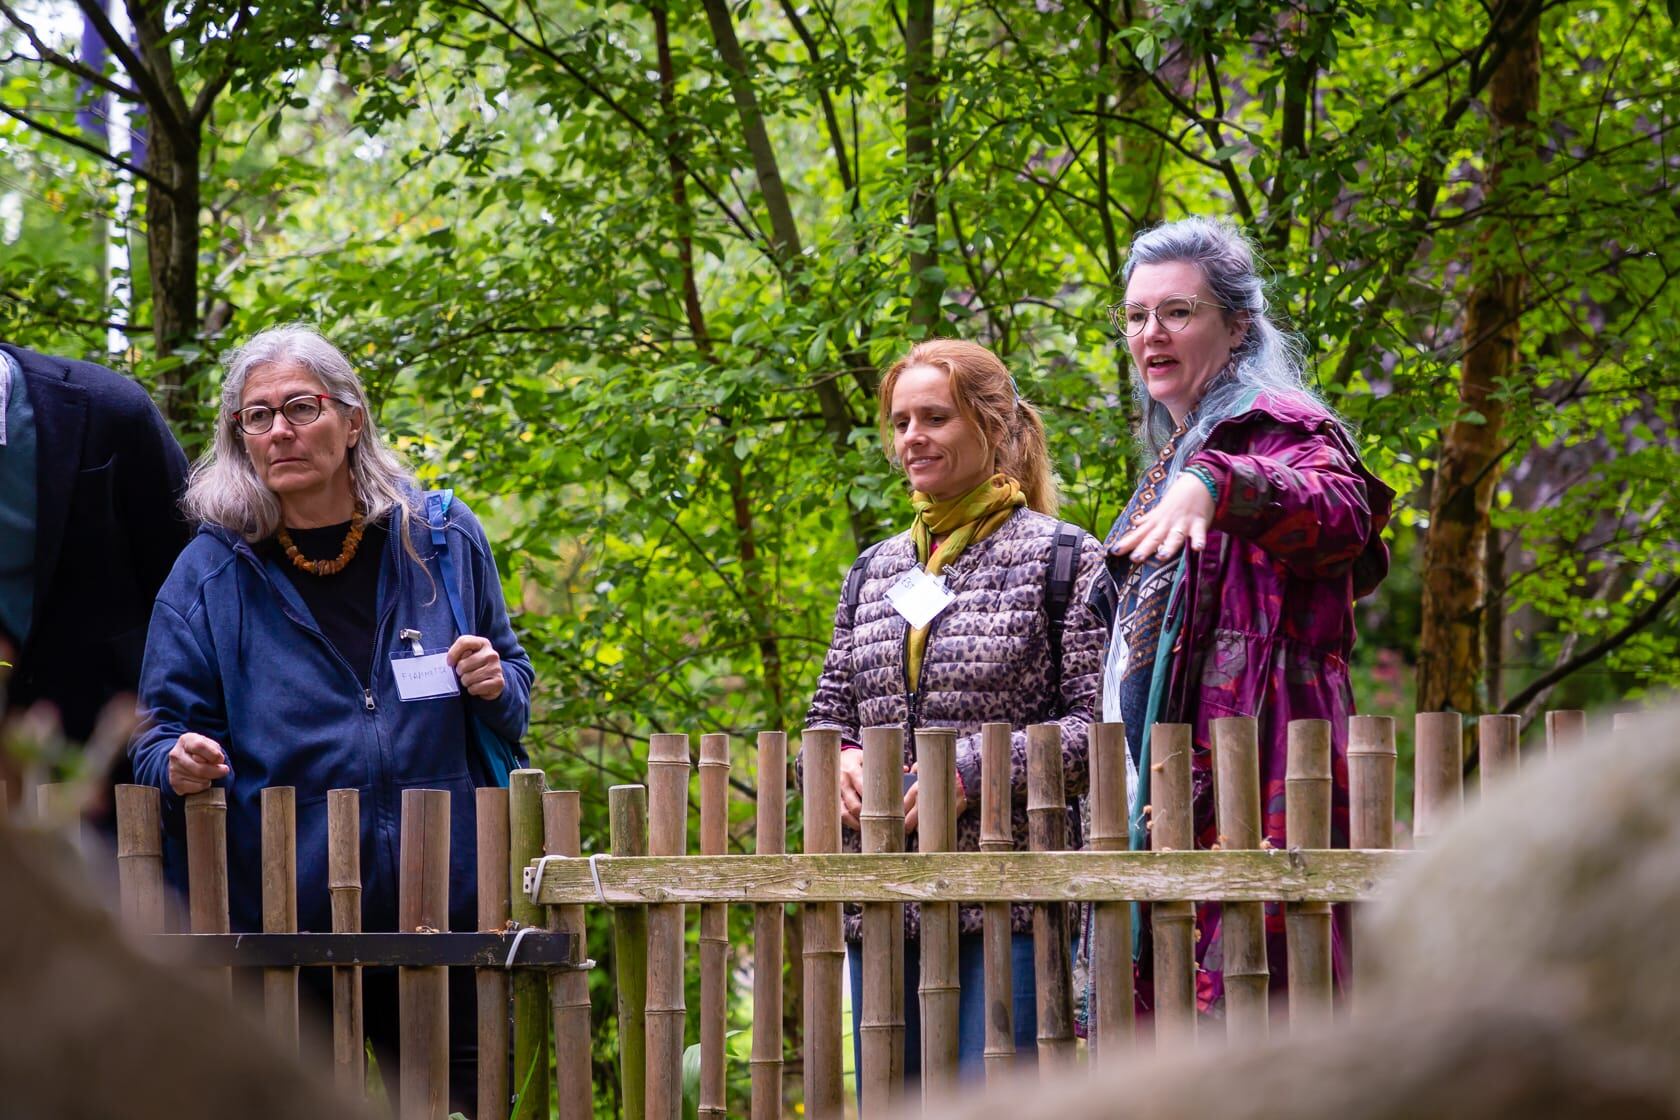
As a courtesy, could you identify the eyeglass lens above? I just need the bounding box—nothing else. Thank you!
[1121,298,1198,336]
[238,395,326,434]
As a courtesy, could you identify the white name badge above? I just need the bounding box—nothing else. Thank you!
[885,566,954,629]
[391,652,460,701]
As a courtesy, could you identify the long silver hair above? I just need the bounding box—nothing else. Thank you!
[1120,217,1336,479]
[183,324,420,543]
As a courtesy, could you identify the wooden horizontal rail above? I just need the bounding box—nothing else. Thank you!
[137,931,588,969]
[525,850,1407,906]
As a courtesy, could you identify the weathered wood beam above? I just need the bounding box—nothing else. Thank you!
[526,850,1406,906]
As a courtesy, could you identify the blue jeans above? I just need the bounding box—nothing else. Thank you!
[847,930,1038,1102]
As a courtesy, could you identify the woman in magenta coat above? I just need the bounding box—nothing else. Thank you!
[1101,217,1394,1015]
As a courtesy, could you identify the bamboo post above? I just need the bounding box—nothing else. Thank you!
[1478,713,1521,791]
[609,785,649,1120]
[545,791,591,1120]
[329,789,365,1100]
[509,770,550,1120]
[1545,709,1586,755]
[185,788,231,998]
[1284,720,1333,1028]
[1211,718,1267,1044]
[859,725,906,1112]
[646,734,690,1120]
[751,733,786,1120]
[261,786,300,1055]
[1347,716,1396,1007]
[1087,722,1133,1064]
[1027,724,1075,1070]
[35,782,76,826]
[916,728,960,1098]
[476,787,511,1120]
[800,729,844,1120]
[1413,713,1463,845]
[1149,723,1196,1050]
[115,784,166,934]
[979,723,1015,1084]
[399,788,451,1120]
[698,734,730,1120]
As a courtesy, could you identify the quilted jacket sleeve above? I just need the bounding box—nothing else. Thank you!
[797,568,864,784]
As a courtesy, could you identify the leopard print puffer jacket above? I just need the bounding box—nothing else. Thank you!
[802,506,1114,941]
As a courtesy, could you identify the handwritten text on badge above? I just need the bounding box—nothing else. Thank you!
[885,567,954,629]
[392,652,459,701]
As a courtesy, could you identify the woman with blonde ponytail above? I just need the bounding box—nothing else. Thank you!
[803,338,1116,1092]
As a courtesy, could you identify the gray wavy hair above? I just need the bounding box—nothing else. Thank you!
[183,324,420,542]
[1119,217,1337,479]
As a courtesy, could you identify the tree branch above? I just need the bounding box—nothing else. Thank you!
[0,0,142,101]
[190,3,253,125]
[446,0,775,264]
[776,0,855,201]
[72,0,179,131]
[1328,0,1550,389]
[1501,575,1680,717]
[0,103,167,189]
[1079,0,1254,222]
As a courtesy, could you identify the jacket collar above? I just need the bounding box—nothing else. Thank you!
[0,347,16,445]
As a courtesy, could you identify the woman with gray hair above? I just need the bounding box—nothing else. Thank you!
[130,324,532,1111]
[1100,218,1393,1017]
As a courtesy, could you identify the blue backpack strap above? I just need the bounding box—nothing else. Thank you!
[425,489,471,638]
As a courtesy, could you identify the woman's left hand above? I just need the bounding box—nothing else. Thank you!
[903,762,969,835]
[448,634,505,700]
[1113,474,1216,563]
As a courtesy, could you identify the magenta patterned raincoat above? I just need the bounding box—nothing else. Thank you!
[1109,392,1394,1014]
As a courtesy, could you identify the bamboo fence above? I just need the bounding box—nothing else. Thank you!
[84,707,1601,1118]
[106,772,587,1120]
[518,714,1460,1113]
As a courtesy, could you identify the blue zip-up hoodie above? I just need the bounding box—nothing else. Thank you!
[130,495,533,936]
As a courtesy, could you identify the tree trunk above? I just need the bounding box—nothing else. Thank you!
[1416,0,1540,714]
[653,2,786,721]
[1483,528,1506,712]
[699,0,871,550]
[143,123,201,423]
[905,0,939,333]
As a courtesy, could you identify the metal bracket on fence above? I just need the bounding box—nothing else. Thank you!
[523,852,611,908]
[138,931,592,970]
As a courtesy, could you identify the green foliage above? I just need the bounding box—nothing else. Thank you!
[5,0,1680,1106]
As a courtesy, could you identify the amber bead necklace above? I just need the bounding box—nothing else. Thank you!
[277,503,366,576]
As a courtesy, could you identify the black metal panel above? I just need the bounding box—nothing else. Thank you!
[138,930,589,969]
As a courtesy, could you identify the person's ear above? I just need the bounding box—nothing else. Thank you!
[347,407,363,448]
[1229,311,1251,350]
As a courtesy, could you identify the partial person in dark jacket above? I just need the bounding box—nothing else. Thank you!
[804,339,1115,1092]
[1101,218,1393,1016]
[129,325,533,1111]
[0,342,190,820]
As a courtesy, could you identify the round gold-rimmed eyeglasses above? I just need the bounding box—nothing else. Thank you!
[1107,296,1227,337]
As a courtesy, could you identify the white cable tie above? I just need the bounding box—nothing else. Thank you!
[522,852,612,909]
[504,924,535,968]
[588,852,610,905]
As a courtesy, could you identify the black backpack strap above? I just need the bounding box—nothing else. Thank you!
[1045,521,1084,699]
[843,540,887,622]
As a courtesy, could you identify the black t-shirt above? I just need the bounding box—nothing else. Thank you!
[264,515,389,689]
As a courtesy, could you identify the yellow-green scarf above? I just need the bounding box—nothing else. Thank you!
[905,473,1027,690]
